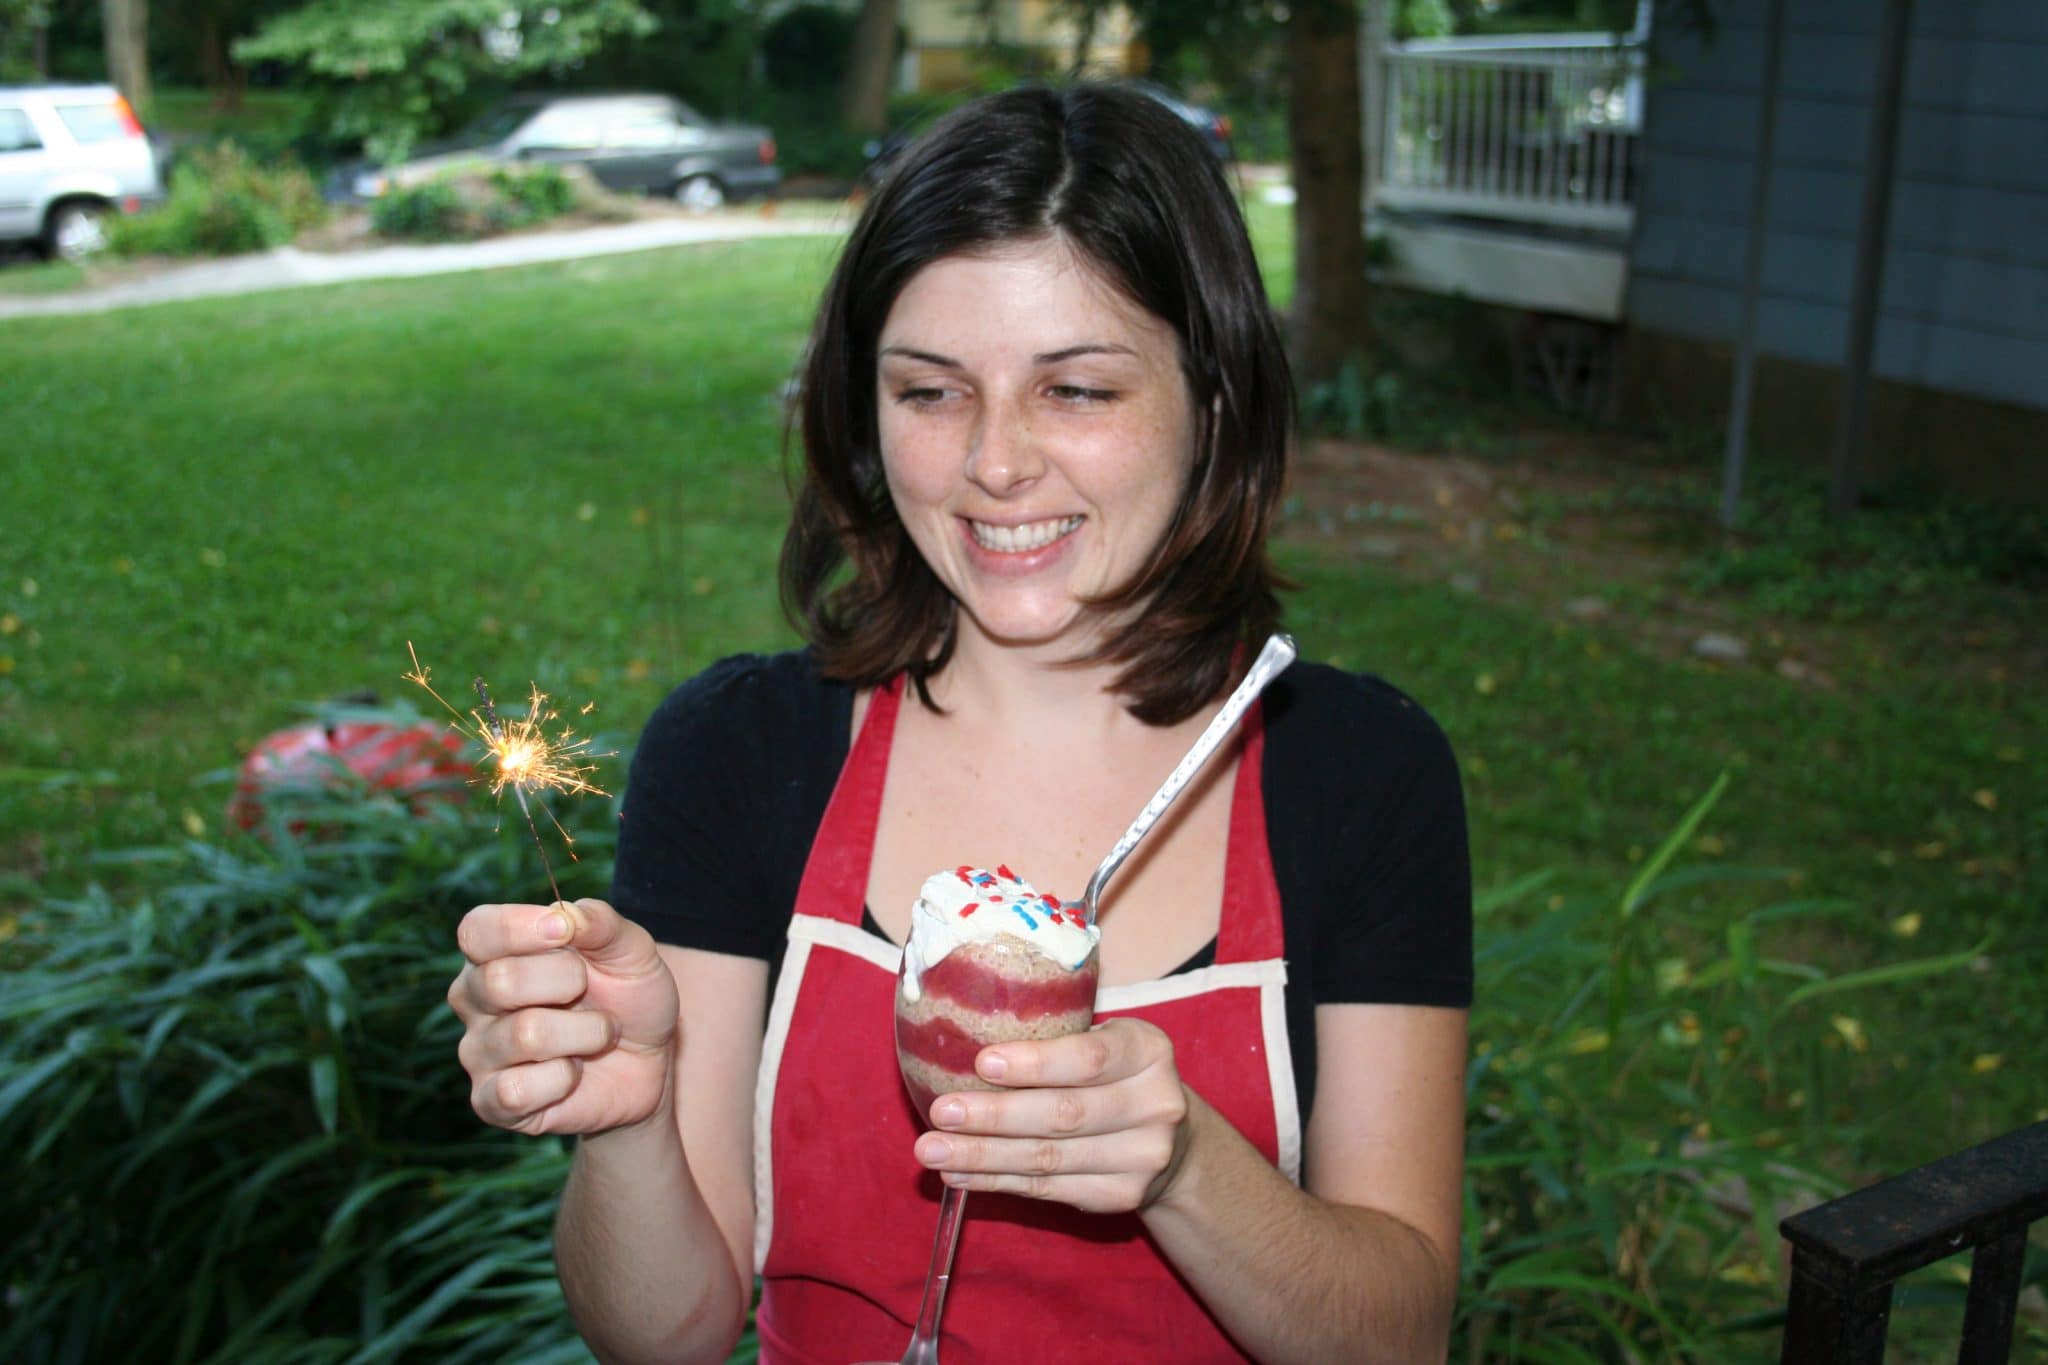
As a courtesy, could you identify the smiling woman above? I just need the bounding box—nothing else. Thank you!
[445,83,1472,1365]
[785,87,1294,727]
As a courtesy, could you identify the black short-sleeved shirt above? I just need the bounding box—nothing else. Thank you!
[612,650,1472,1121]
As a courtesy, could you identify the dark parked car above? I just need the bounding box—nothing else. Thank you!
[331,92,778,210]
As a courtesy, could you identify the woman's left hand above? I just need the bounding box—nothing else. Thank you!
[914,1017,1193,1214]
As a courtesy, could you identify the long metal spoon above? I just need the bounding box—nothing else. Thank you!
[1075,630,1297,925]
[880,632,1298,1365]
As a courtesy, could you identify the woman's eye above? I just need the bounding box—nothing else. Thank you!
[1049,385,1116,405]
[894,386,951,407]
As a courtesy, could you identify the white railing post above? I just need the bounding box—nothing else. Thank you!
[1361,0,1391,205]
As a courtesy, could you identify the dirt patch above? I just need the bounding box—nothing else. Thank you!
[1281,432,2044,692]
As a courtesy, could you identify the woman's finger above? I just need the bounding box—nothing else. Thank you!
[473,1057,582,1130]
[916,1128,1167,1178]
[456,902,576,965]
[975,1017,1169,1090]
[478,1005,619,1071]
[460,949,589,1016]
[931,1169,1145,1212]
[925,1072,1184,1139]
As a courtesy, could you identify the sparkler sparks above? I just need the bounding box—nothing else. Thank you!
[405,642,610,907]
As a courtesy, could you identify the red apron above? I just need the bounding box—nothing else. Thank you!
[751,677,1300,1363]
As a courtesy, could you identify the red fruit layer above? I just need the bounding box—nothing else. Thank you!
[896,1015,1000,1077]
[915,952,1098,1020]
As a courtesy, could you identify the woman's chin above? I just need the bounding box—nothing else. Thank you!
[959,604,1093,653]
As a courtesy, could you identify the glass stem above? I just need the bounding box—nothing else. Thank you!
[904,1184,969,1362]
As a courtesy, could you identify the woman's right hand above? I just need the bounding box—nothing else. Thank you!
[448,898,680,1137]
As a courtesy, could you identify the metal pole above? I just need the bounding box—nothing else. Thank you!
[1721,0,1789,528]
[1829,0,1916,518]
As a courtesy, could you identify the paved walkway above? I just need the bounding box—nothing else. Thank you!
[0,213,848,319]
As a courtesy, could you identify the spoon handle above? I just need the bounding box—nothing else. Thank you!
[898,1185,968,1365]
[1080,633,1297,920]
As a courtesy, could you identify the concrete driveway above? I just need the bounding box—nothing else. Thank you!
[0,212,848,320]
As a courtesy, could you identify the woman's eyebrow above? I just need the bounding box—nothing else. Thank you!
[877,342,1141,366]
[1034,343,1139,364]
[878,345,960,367]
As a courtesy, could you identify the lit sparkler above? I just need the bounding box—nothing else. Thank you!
[405,642,609,907]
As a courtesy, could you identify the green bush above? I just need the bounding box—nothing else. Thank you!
[760,3,858,92]
[370,179,470,242]
[491,165,579,225]
[744,87,871,182]
[373,166,593,242]
[1302,352,1487,451]
[107,143,326,258]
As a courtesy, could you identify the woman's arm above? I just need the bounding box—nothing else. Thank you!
[1142,1003,1467,1362]
[554,944,767,1365]
[919,1002,1466,1363]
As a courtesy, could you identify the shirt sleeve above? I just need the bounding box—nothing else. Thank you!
[610,655,789,960]
[1290,671,1474,1009]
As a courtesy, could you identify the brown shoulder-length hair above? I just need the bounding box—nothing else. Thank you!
[779,82,1294,725]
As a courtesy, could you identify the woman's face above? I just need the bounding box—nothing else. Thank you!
[875,235,1198,652]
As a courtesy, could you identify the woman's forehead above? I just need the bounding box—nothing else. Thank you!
[882,235,1175,356]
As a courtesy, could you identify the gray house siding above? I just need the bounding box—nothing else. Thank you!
[1626,0,2048,414]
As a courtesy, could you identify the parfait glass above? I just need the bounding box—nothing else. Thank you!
[877,927,1101,1365]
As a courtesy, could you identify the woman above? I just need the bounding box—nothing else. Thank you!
[448,84,1471,1363]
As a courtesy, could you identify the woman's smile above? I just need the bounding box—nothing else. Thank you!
[964,514,1085,555]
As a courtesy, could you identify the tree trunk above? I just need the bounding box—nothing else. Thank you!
[102,0,152,109]
[1285,0,1373,389]
[197,7,246,113]
[842,0,900,137]
[1068,2,1101,76]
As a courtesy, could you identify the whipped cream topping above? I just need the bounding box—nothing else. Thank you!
[900,864,1099,1001]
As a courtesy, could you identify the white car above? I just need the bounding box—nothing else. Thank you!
[0,84,165,259]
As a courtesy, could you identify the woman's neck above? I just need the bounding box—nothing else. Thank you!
[924,625,1141,746]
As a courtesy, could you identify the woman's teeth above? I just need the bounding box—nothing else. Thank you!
[970,516,1082,553]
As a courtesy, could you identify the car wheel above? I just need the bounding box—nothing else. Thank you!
[45,199,112,261]
[673,175,725,212]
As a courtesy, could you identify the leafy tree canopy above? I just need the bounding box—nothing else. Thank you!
[234,0,657,161]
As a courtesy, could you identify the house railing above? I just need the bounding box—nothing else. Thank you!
[1779,1120,2048,1363]
[1377,31,1647,233]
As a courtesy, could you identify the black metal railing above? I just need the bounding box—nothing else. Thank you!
[1779,1120,2048,1363]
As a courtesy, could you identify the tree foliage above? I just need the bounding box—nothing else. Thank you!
[0,1,50,81]
[234,0,657,162]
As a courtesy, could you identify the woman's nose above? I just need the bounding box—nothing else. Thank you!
[964,401,1044,495]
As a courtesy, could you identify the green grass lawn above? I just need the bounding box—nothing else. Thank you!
[0,257,88,296]
[3,230,2041,1358]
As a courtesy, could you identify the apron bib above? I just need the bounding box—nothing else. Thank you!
[750,678,1300,1363]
